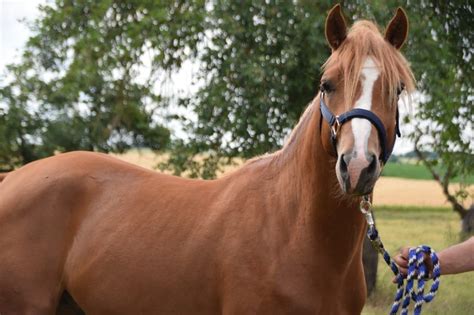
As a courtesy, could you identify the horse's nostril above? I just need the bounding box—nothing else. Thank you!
[367,154,377,174]
[340,154,348,173]
[338,153,351,192]
[343,154,352,168]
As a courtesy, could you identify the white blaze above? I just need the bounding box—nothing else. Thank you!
[351,57,380,158]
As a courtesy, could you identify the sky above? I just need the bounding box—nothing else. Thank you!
[0,0,45,72]
[0,0,416,154]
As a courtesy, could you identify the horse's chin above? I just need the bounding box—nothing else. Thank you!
[336,172,379,197]
[339,185,373,197]
[347,186,375,197]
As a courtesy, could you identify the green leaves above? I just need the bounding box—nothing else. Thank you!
[161,2,333,176]
[167,1,473,186]
[0,0,207,167]
[407,1,473,195]
[0,0,471,202]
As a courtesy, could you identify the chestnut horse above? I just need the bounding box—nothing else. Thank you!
[0,5,414,315]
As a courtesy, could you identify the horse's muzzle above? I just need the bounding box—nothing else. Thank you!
[336,151,380,195]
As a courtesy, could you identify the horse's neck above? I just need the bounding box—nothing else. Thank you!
[268,96,365,259]
[273,95,354,208]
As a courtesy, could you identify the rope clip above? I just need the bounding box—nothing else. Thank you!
[360,196,374,226]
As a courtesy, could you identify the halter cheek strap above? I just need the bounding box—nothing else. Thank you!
[319,92,400,164]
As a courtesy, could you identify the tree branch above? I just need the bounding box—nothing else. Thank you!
[414,127,467,218]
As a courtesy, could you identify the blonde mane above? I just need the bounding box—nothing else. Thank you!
[323,20,415,107]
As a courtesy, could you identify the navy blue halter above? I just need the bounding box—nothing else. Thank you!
[319,92,400,164]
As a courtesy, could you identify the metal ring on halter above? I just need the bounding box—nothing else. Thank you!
[360,197,375,226]
[331,116,340,138]
[360,197,371,214]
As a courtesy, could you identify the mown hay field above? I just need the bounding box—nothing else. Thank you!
[112,149,473,208]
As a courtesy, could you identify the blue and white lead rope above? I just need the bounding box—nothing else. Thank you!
[360,197,441,315]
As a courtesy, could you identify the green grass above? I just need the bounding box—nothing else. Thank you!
[382,162,474,184]
[362,206,474,315]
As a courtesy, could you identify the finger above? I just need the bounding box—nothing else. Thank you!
[399,247,410,257]
[394,254,409,267]
[423,253,434,277]
[424,253,433,266]
[398,266,408,276]
[392,267,408,283]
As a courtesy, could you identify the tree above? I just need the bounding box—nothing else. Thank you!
[406,1,474,234]
[159,1,335,177]
[0,0,210,168]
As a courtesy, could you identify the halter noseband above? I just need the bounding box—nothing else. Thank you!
[320,92,400,164]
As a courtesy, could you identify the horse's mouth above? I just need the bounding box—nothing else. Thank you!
[340,179,375,196]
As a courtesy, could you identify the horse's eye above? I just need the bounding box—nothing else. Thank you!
[320,80,335,93]
[397,82,405,96]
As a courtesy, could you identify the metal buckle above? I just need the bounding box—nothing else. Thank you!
[331,116,340,137]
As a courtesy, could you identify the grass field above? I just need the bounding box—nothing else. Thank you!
[382,162,474,184]
[362,206,474,315]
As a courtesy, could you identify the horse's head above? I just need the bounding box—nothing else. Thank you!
[320,5,414,196]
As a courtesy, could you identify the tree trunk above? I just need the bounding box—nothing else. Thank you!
[362,233,378,296]
[461,204,474,237]
[413,134,473,238]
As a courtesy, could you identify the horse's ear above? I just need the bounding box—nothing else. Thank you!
[325,4,347,50]
[385,8,409,49]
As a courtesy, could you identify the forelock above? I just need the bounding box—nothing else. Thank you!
[322,20,415,107]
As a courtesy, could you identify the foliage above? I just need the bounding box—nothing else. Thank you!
[161,1,335,178]
[405,1,473,217]
[161,1,474,184]
[0,0,209,167]
[1,1,472,203]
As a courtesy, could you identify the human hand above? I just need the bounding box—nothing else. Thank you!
[392,247,433,282]
[392,247,409,282]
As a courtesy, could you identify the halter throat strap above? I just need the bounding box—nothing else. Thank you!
[319,93,400,164]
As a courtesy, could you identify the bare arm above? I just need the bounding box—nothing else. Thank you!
[437,236,474,275]
[394,237,474,277]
